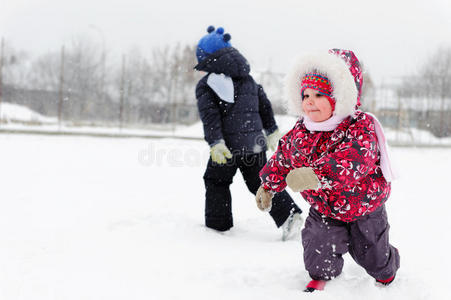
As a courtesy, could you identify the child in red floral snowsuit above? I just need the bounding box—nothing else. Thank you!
[255,49,400,292]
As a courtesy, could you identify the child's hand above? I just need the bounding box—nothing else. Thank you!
[286,167,320,192]
[256,186,273,212]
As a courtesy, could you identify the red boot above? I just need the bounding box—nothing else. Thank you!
[376,274,396,286]
[304,279,326,292]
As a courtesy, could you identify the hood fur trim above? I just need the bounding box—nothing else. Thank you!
[285,52,358,118]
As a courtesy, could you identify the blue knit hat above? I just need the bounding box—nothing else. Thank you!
[196,26,232,63]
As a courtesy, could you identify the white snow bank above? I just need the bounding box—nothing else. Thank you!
[0,102,57,124]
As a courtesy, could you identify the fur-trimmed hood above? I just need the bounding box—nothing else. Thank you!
[285,49,363,118]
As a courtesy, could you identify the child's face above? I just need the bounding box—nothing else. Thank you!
[302,88,333,122]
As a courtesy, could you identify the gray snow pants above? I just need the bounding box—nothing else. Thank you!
[301,205,400,281]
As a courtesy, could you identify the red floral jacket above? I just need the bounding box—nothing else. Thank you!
[259,111,390,222]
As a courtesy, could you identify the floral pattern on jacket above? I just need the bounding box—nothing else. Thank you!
[259,111,390,222]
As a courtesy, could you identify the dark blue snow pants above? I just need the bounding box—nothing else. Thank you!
[203,151,302,231]
[302,205,400,281]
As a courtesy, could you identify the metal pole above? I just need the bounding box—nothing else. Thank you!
[0,37,4,125]
[89,25,106,103]
[119,54,125,130]
[439,74,446,137]
[171,79,176,134]
[101,48,105,103]
[58,45,65,129]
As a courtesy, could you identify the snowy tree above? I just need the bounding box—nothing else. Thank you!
[397,47,451,137]
[1,46,30,89]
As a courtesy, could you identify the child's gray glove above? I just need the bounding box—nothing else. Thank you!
[286,167,320,192]
[266,129,282,152]
[255,186,273,212]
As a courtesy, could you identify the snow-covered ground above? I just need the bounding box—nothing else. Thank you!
[0,133,450,300]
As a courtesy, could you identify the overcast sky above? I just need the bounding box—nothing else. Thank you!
[2,0,451,84]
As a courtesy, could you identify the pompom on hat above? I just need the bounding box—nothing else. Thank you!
[196,26,232,63]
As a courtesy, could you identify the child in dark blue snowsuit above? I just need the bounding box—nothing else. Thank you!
[194,26,302,239]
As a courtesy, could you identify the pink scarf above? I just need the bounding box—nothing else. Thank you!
[303,115,347,131]
[303,114,397,182]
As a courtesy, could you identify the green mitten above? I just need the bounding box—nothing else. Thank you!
[210,142,232,164]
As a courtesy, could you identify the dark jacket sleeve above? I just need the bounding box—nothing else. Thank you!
[196,79,224,146]
[257,84,278,135]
